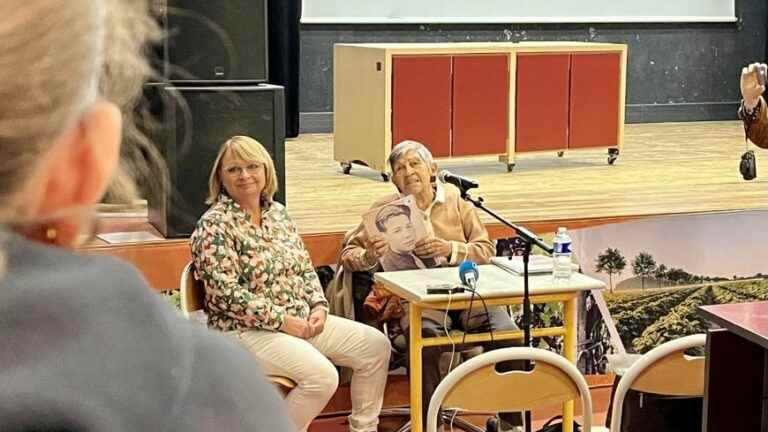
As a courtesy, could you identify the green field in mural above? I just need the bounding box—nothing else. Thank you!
[605,280,768,353]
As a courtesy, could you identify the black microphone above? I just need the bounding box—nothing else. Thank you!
[438,170,479,191]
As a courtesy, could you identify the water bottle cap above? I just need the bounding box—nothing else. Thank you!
[557,227,567,233]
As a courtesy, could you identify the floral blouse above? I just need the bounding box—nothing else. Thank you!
[190,194,328,332]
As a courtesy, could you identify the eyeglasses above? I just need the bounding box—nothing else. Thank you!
[224,163,263,177]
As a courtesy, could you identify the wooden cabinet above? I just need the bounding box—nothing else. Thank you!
[392,56,453,158]
[515,53,571,153]
[391,54,510,159]
[515,52,623,155]
[452,54,509,157]
[569,52,622,149]
[334,42,627,177]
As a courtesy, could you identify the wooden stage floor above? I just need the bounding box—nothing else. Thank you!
[287,120,768,233]
[85,120,768,289]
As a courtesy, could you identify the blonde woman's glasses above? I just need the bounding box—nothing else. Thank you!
[224,163,262,178]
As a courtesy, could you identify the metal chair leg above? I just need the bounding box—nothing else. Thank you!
[380,408,485,432]
[392,419,411,432]
[441,409,486,432]
[450,416,486,432]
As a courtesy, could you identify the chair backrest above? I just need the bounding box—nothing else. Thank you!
[609,334,706,432]
[426,347,593,432]
[178,261,297,394]
[179,261,205,319]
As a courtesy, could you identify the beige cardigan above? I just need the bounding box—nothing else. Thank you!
[341,183,495,273]
[324,225,363,320]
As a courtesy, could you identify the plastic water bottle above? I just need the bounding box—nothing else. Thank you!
[552,227,573,284]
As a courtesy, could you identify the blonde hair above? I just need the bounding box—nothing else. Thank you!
[206,136,279,205]
[0,0,162,219]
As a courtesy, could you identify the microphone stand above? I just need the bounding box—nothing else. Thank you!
[458,188,553,432]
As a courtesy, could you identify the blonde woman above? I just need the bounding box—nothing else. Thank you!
[0,1,292,430]
[191,135,391,432]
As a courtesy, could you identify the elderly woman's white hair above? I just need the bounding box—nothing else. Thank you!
[387,140,435,173]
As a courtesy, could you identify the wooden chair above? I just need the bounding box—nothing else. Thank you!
[608,334,706,432]
[179,261,205,320]
[426,347,595,432]
[179,261,297,396]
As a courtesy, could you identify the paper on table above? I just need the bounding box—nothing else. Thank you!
[96,231,162,244]
[491,255,579,275]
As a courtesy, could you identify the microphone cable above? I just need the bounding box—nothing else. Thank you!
[461,286,476,347]
[461,284,494,345]
[444,290,458,374]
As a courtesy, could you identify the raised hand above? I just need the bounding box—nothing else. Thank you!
[741,62,767,110]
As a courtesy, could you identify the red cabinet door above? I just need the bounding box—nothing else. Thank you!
[452,54,509,156]
[392,56,452,158]
[569,52,621,149]
[515,54,570,153]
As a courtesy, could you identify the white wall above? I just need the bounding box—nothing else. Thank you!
[301,0,736,24]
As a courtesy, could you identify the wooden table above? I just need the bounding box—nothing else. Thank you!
[374,265,605,432]
[699,301,768,431]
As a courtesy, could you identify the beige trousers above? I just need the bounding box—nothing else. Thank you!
[234,315,391,432]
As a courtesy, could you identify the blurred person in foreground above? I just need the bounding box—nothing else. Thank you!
[0,1,292,431]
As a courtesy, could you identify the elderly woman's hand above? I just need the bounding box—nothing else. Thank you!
[364,235,390,265]
[741,63,767,110]
[414,237,451,259]
[280,315,312,339]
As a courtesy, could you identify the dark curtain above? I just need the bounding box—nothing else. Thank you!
[268,0,301,138]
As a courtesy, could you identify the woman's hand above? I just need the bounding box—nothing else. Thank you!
[414,237,452,259]
[308,308,328,337]
[280,315,312,339]
[364,235,390,265]
[741,63,766,110]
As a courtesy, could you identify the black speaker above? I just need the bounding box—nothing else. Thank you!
[158,0,269,83]
[146,83,285,237]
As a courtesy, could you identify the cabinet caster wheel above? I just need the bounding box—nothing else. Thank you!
[506,163,516,172]
[607,148,620,165]
[341,162,352,174]
[486,416,500,432]
[557,151,565,157]
[381,172,390,182]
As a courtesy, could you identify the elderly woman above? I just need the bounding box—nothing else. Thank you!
[0,1,292,431]
[191,135,391,432]
[341,140,523,431]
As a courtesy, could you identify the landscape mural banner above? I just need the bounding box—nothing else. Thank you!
[569,210,768,373]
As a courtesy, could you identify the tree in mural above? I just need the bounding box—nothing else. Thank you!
[595,248,627,293]
[654,264,668,287]
[666,267,693,285]
[632,252,657,290]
